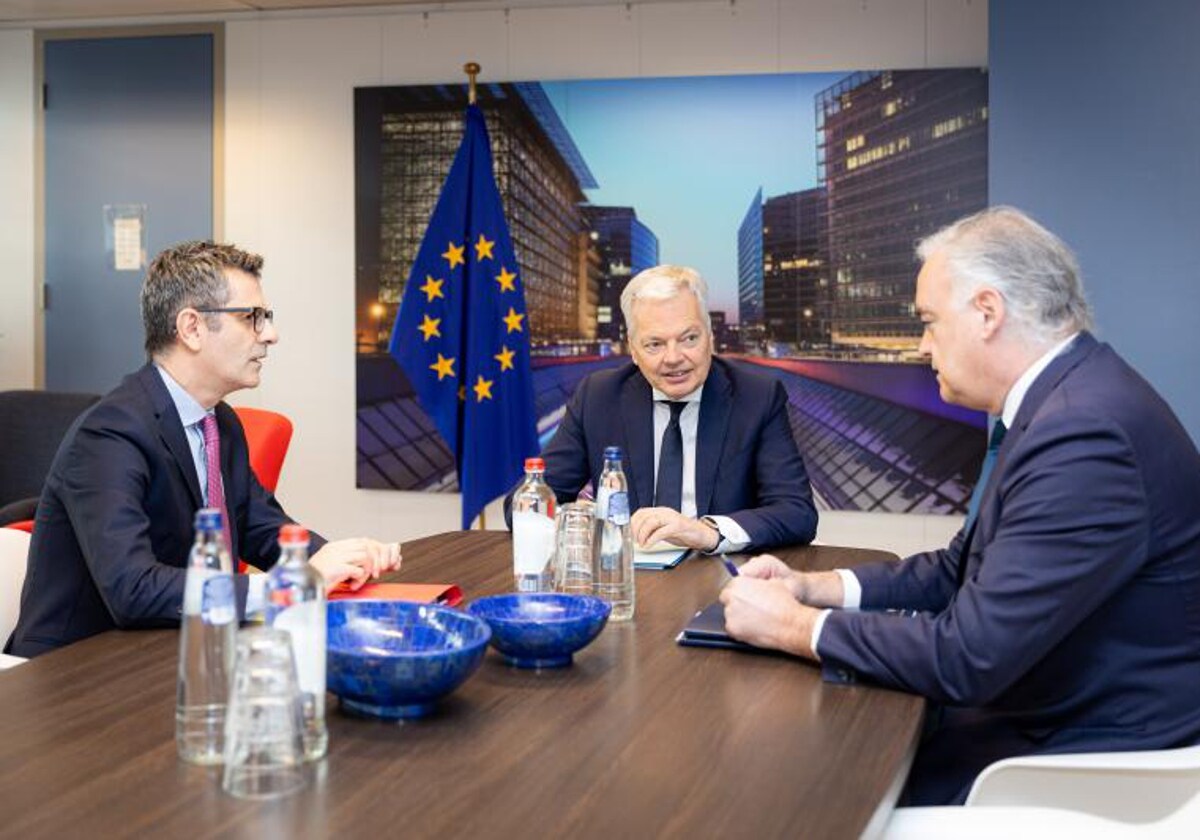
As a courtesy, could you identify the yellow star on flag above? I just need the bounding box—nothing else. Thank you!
[442,241,465,269]
[473,375,494,402]
[474,233,495,262]
[502,307,525,334]
[419,275,445,302]
[495,266,517,292]
[494,345,515,372]
[429,353,456,381]
[458,385,466,402]
[418,314,441,341]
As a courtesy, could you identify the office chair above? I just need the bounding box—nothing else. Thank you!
[233,406,294,494]
[0,390,100,528]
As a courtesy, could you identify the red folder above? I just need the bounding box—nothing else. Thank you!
[327,582,463,607]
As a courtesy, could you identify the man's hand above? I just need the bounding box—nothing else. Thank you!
[630,507,720,551]
[309,538,402,590]
[739,555,845,608]
[719,576,818,659]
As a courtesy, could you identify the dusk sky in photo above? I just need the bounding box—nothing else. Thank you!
[544,72,847,319]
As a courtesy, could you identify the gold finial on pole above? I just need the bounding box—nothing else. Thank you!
[464,62,481,105]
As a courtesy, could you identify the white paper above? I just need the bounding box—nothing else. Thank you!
[113,217,142,271]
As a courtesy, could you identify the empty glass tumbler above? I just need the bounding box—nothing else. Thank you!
[221,627,307,800]
[554,500,596,595]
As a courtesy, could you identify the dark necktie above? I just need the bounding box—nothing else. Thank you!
[964,419,1008,533]
[654,401,687,510]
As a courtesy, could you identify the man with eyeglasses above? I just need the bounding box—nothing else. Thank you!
[7,240,401,658]
[526,264,818,553]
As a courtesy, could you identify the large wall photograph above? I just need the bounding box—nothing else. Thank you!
[356,68,989,514]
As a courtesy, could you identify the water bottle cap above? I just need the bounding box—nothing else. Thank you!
[194,508,222,532]
[524,457,545,472]
[603,446,622,460]
[279,524,310,544]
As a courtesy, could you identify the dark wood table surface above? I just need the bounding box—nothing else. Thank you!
[0,531,924,839]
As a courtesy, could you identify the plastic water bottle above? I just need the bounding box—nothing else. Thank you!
[265,524,327,761]
[593,446,635,621]
[512,457,557,593]
[176,508,237,765]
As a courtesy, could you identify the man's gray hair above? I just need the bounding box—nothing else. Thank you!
[917,206,1093,340]
[619,264,712,340]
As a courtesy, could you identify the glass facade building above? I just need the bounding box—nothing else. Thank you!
[737,188,764,331]
[817,69,988,351]
[355,83,598,348]
[582,206,660,344]
[762,187,830,347]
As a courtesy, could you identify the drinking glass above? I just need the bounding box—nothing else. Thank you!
[221,627,307,800]
[554,500,596,595]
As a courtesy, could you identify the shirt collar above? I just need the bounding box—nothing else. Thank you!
[651,384,704,404]
[1000,332,1079,428]
[155,364,209,428]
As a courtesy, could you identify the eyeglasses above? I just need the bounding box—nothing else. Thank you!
[196,306,274,334]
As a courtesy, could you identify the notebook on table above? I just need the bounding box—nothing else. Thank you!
[634,541,691,570]
[327,582,463,607]
[675,602,756,651]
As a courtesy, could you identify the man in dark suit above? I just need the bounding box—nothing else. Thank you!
[721,207,1200,804]
[7,241,400,658]
[539,265,817,553]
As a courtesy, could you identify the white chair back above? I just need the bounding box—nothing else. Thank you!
[0,528,31,650]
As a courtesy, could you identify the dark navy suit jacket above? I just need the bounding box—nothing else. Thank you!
[7,364,323,657]
[817,334,1200,800]
[538,357,818,550]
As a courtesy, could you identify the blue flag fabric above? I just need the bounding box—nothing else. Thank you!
[389,104,539,529]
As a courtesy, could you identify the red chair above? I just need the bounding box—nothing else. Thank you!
[233,406,293,494]
[233,406,293,573]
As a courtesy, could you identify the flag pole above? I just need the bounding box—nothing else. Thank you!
[464,62,480,105]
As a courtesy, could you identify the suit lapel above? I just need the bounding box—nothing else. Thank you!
[960,333,1099,577]
[137,364,202,509]
[695,361,733,516]
[619,373,655,511]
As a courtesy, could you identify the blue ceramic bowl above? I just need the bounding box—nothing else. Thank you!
[326,600,491,719]
[467,593,612,668]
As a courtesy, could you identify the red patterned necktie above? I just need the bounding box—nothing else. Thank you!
[200,413,232,553]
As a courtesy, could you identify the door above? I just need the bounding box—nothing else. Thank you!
[43,33,214,393]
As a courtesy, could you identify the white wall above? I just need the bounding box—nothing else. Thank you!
[0,29,36,390]
[2,0,988,548]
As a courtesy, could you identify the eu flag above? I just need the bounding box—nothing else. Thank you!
[389,104,539,529]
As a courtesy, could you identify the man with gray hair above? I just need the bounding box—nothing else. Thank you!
[721,207,1200,804]
[534,264,818,553]
[7,240,401,657]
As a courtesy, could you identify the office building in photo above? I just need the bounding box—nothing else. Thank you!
[818,68,988,352]
[737,188,765,334]
[762,187,830,348]
[582,205,660,344]
[355,82,598,348]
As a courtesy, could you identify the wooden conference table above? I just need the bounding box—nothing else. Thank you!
[0,531,924,839]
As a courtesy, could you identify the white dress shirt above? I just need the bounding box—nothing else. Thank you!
[650,384,752,552]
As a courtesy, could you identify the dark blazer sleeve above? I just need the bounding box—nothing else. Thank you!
[220,404,326,571]
[817,411,1149,705]
[722,378,818,548]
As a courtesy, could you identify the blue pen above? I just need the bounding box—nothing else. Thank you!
[720,555,739,577]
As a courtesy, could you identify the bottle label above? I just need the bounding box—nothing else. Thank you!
[201,574,235,625]
[513,510,556,575]
[605,491,630,525]
[273,600,326,699]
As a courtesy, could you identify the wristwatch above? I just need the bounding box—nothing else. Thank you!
[700,516,723,553]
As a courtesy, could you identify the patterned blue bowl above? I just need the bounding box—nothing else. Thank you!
[467,593,612,668]
[326,600,491,719]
